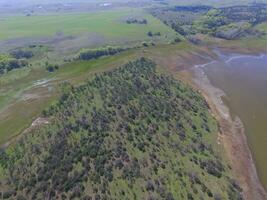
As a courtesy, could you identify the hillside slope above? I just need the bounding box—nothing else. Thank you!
[0,58,242,199]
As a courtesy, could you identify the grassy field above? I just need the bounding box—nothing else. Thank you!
[0,42,213,146]
[0,9,176,42]
[0,50,138,145]
[0,7,180,145]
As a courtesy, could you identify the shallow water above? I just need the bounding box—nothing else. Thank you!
[203,52,267,189]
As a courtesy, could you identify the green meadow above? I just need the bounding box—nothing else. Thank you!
[0,49,137,145]
[0,8,180,145]
[0,9,176,42]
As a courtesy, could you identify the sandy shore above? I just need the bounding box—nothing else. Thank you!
[188,54,267,200]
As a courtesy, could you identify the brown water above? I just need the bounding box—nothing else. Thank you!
[202,52,267,189]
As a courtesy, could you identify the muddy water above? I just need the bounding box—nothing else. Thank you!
[202,52,267,189]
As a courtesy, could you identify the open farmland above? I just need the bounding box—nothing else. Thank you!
[0,9,177,51]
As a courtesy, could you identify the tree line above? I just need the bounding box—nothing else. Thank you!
[78,46,127,61]
[0,50,33,75]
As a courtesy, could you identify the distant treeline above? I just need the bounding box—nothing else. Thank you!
[0,49,33,75]
[171,5,212,13]
[0,58,28,74]
[151,4,267,40]
[147,31,161,37]
[78,47,128,61]
[10,49,34,59]
[126,18,147,24]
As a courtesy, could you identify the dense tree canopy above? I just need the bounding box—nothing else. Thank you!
[0,58,242,199]
[78,47,127,61]
[0,55,28,74]
[151,4,267,40]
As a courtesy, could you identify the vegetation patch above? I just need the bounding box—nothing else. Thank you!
[0,47,40,74]
[0,58,242,199]
[150,4,267,40]
[0,54,29,75]
[147,31,161,37]
[126,18,148,24]
[77,46,128,61]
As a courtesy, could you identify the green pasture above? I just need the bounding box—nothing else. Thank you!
[0,9,176,42]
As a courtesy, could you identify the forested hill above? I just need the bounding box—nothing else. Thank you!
[0,58,242,200]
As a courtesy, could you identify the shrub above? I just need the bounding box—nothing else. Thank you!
[78,47,126,61]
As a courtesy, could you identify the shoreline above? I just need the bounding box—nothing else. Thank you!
[188,54,267,200]
[1,42,266,198]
